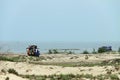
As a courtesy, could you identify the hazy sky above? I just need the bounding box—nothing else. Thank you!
[0,0,120,42]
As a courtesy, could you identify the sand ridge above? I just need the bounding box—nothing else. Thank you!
[0,53,120,80]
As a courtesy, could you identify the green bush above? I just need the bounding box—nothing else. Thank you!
[48,49,59,54]
[118,47,120,53]
[0,56,22,62]
[68,51,73,54]
[48,49,52,54]
[83,74,94,79]
[96,74,105,80]
[0,56,13,61]
[110,74,119,80]
[98,47,107,53]
[83,50,89,54]
[53,49,58,54]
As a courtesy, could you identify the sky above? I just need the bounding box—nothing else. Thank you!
[0,0,120,42]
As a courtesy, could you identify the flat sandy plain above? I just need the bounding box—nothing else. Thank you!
[0,53,120,80]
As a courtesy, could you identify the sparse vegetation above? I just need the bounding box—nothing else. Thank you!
[0,54,120,67]
[48,49,53,54]
[8,68,18,75]
[19,73,120,80]
[0,56,14,61]
[106,69,112,75]
[47,49,77,54]
[0,53,120,80]
[48,49,59,54]
[30,59,120,67]
[114,65,120,71]
[96,75,104,80]
[110,74,119,80]
[5,77,9,80]
[1,69,6,73]
[0,55,26,62]
[53,49,58,54]
[118,47,120,53]
[68,51,73,54]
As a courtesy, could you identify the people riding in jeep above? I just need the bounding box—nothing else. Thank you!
[26,45,40,57]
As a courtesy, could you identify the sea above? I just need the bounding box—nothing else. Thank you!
[0,41,120,54]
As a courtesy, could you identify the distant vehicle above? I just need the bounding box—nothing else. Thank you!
[98,46,112,53]
[26,45,40,57]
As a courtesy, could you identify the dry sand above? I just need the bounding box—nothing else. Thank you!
[0,53,120,80]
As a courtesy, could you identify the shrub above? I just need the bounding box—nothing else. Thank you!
[48,49,52,54]
[0,56,21,62]
[83,74,94,79]
[68,51,73,54]
[106,69,112,75]
[8,68,18,75]
[83,50,89,54]
[114,65,120,71]
[0,56,13,61]
[96,74,105,80]
[110,74,119,80]
[118,47,120,53]
[5,77,9,80]
[53,49,58,54]
[1,69,6,73]
[98,47,107,53]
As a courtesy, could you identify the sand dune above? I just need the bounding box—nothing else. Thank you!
[0,53,120,80]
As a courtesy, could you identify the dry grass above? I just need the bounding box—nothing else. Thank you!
[0,53,120,80]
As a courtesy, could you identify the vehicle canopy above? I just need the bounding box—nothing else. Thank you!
[26,45,40,57]
[101,46,112,51]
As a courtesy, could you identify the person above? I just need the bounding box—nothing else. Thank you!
[27,48,30,56]
[26,45,40,57]
[34,48,40,57]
